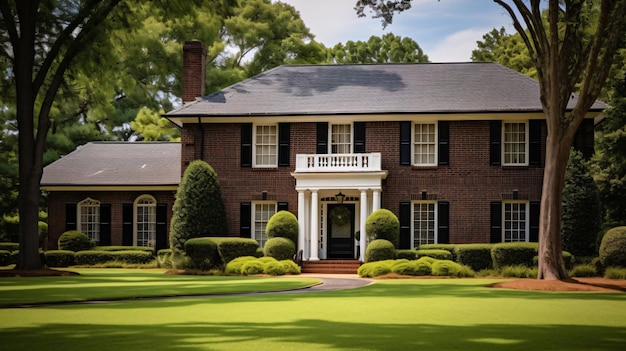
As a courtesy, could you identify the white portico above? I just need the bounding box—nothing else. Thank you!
[292,153,388,262]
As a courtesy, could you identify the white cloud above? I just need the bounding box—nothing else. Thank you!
[426,28,490,62]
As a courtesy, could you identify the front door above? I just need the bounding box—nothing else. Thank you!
[327,204,355,259]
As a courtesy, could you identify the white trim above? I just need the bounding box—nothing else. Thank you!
[411,201,438,248]
[502,200,529,242]
[502,121,529,166]
[412,122,438,166]
[252,123,278,168]
[77,197,100,244]
[329,123,353,154]
[133,194,157,247]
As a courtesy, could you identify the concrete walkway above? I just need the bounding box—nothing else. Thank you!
[274,274,373,294]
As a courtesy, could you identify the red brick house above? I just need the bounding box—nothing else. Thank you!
[42,40,605,260]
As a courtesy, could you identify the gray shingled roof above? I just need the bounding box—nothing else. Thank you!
[41,142,181,187]
[166,62,609,118]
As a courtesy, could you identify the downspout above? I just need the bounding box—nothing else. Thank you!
[197,116,204,160]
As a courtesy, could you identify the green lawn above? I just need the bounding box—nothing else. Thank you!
[1,270,625,351]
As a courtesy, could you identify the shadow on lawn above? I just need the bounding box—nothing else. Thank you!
[2,319,625,351]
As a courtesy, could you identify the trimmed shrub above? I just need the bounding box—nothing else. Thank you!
[58,231,95,252]
[112,250,153,264]
[499,265,538,278]
[280,260,301,274]
[431,260,461,276]
[357,260,394,278]
[396,250,418,260]
[605,267,626,280]
[532,251,576,270]
[264,237,296,261]
[217,238,259,264]
[157,249,173,268]
[491,243,538,268]
[419,244,458,260]
[75,250,115,265]
[391,260,415,275]
[225,256,257,275]
[241,260,265,275]
[264,260,287,275]
[169,160,227,253]
[96,246,155,255]
[365,209,400,247]
[592,257,605,276]
[569,264,598,277]
[455,244,493,271]
[410,260,432,276]
[0,243,19,252]
[416,249,453,261]
[255,248,265,258]
[184,238,220,270]
[44,250,75,267]
[365,239,396,262]
[599,226,626,267]
[0,250,10,266]
[266,211,298,243]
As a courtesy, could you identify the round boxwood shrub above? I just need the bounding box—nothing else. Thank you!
[266,210,298,244]
[225,256,257,275]
[264,237,296,261]
[44,250,75,267]
[365,239,396,262]
[58,231,95,252]
[241,260,265,275]
[280,259,301,274]
[357,260,394,278]
[599,226,626,267]
[264,260,287,275]
[366,209,400,247]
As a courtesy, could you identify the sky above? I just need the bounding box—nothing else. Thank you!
[279,0,516,62]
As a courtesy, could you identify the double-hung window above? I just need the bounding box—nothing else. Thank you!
[412,201,437,247]
[503,122,528,166]
[254,125,277,167]
[135,195,157,247]
[331,124,352,154]
[503,201,528,242]
[77,198,100,244]
[413,123,437,166]
[252,202,277,247]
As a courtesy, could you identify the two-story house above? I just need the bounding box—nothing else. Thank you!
[42,40,605,261]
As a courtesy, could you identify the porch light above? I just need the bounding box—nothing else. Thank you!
[335,191,345,204]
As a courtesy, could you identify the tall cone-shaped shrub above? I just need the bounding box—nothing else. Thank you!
[169,160,227,253]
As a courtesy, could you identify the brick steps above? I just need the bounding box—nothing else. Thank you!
[301,260,361,274]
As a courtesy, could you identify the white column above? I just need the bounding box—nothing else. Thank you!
[359,189,368,262]
[297,190,306,256]
[372,189,381,212]
[310,189,320,260]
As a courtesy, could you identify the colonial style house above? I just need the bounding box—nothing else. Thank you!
[42,40,605,261]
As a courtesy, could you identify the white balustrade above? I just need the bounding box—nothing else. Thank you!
[295,153,382,172]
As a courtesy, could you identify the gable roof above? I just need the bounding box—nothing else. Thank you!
[166,62,609,119]
[41,142,181,189]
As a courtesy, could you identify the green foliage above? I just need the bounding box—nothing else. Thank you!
[74,251,115,266]
[44,250,76,267]
[95,246,155,254]
[224,256,300,276]
[599,226,626,267]
[358,258,473,278]
[279,259,301,275]
[454,244,494,271]
[357,260,394,278]
[263,237,296,261]
[491,243,538,269]
[265,211,298,243]
[592,257,606,276]
[0,250,10,266]
[390,260,415,275]
[569,264,598,277]
[0,243,19,251]
[604,267,626,280]
[431,260,475,277]
[365,209,400,247]
[225,256,257,275]
[169,160,227,253]
[0,214,19,243]
[263,260,287,276]
[499,265,538,278]
[157,249,173,268]
[58,231,95,252]
[130,108,180,141]
[330,33,429,63]
[241,260,265,275]
[471,27,537,78]
[416,249,452,261]
[217,238,260,264]
[184,238,220,270]
[418,244,458,260]
[395,249,418,260]
[112,251,154,265]
[562,149,602,256]
[365,239,396,262]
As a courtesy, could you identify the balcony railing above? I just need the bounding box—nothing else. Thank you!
[295,153,382,173]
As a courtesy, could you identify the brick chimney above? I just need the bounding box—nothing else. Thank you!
[182,40,207,103]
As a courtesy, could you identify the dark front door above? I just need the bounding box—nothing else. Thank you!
[327,204,355,259]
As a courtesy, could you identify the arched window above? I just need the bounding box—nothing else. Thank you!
[134,195,157,247]
[77,198,100,244]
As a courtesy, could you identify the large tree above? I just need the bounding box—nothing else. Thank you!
[330,33,429,63]
[355,0,626,280]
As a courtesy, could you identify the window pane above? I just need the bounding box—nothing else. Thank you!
[413,123,436,165]
[255,125,277,167]
[503,122,527,165]
[253,203,276,247]
[136,196,156,247]
[503,202,528,242]
[331,124,351,154]
[78,198,100,244]
[412,202,436,247]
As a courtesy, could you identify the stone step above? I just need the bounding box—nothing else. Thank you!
[301,260,361,274]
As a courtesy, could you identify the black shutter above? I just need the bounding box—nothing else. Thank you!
[573,119,594,159]
[437,202,450,244]
[399,202,411,249]
[122,203,133,246]
[316,122,328,154]
[99,204,111,246]
[354,122,366,153]
[65,203,77,231]
[156,204,168,251]
[529,201,540,242]
[490,202,502,243]
[438,121,450,166]
[278,123,290,167]
[277,202,289,212]
[490,120,502,166]
[241,123,252,167]
[529,120,542,165]
[240,202,252,238]
[400,121,411,165]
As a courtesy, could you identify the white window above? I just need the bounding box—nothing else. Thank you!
[503,201,528,242]
[503,122,528,166]
[252,202,277,247]
[413,123,436,166]
[77,198,100,244]
[135,195,156,247]
[254,125,277,167]
[331,124,352,154]
[412,201,437,247]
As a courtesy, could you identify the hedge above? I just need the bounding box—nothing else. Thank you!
[216,238,260,264]
[0,243,19,252]
[225,256,257,275]
[265,211,298,243]
[112,250,153,264]
[58,231,95,252]
[0,250,10,266]
[44,250,75,267]
[75,250,115,265]
[184,238,220,270]
[491,243,538,268]
[416,249,453,261]
[395,250,418,260]
[454,244,493,271]
[418,244,458,260]
[95,246,155,255]
[157,249,173,268]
